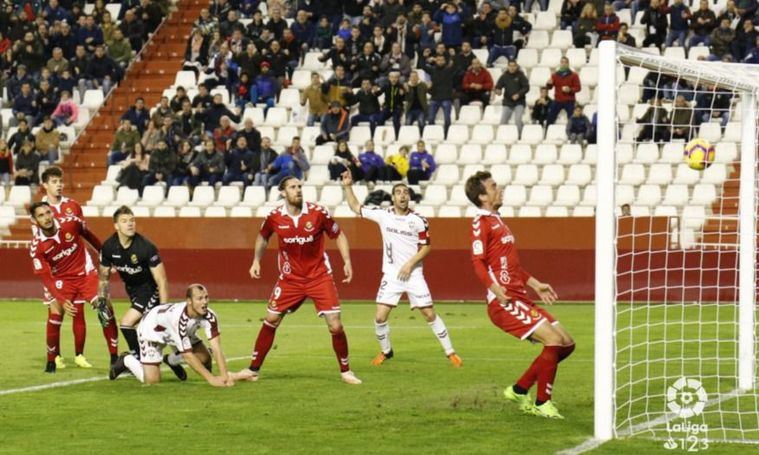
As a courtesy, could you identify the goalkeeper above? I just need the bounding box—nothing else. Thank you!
[97,206,185,380]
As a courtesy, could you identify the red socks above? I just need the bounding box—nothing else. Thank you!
[331,329,350,373]
[101,316,119,356]
[558,343,576,363]
[73,306,86,356]
[46,312,63,361]
[249,321,277,370]
[516,344,575,401]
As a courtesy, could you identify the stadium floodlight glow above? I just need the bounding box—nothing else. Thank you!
[595,41,758,444]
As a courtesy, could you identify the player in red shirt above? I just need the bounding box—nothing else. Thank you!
[36,166,106,369]
[465,171,575,419]
[234,176,362,385]
[28,202,119,373]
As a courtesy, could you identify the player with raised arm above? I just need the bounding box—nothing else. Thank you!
[28,202,120,373]
[37,166,107,369]
[234,176,362,385]
[341,171,462,367]
[465,171,576,419]
[97,206,185,379]
[109,284,233,387]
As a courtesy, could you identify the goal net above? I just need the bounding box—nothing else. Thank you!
[594,42,758,444]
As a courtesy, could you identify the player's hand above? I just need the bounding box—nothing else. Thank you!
[341,170,353,186]
[224,372,235,386]
[208,376,228,387]
[249,261,261,279]
[532,281,558,305]
[397,262,413,282]
[342,261,353,283]
[95,297,114,327]
[62,300,77,316]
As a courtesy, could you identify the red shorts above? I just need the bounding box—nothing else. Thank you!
[487,298,556,340]
[44,272,99,305]
[268,274,341,317]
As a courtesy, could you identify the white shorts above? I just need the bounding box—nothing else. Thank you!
[139,336,200,364]
[376,273,433,309]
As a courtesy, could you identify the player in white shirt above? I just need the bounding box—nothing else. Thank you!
[109,284,235,387]
[342,172,462,367]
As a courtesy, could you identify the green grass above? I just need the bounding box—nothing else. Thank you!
[0,301,749,454]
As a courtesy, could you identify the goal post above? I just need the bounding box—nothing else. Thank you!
[594,41,758,443]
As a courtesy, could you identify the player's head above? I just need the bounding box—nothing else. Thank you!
[465,171,502,210]
[29,201,54,230]
[278,176,303,207]
[113,205,136,237]
[391,183,410,212]
[41,166,64,197]
[186,284,209,316]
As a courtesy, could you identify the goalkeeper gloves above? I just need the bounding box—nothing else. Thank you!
[96,297,114,327]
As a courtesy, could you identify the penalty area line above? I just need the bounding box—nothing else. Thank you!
[0,356,250,397]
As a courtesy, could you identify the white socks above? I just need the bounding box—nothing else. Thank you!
[124,354,145,383]
[429,316,455,356]
[374,321,392,354]
[167,352,183,366]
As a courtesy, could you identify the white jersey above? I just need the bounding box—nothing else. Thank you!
[360,206,430,276]
[138,302,220,352]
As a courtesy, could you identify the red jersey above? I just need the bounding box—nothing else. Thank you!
[470,208,532,303]
[34,196,102,250]
[30,216,96,302]
[260,202,341,281]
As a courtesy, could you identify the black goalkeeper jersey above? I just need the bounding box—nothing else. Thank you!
[100,233,161,292]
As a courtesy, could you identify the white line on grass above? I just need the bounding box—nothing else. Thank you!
[0,356,249,397]
[556,388,743,455]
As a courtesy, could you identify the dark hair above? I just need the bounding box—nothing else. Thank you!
[465,171,493,207]
[391,183,409,195]
[41,165,63,183]
[29,201,50,217]
[186,283,207,299]
[278,175,299,191]
[112,205,134,223]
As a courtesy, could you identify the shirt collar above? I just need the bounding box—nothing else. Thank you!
[279,202,309,218]
[474,208,498,217]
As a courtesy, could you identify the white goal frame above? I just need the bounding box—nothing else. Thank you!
[594,41,757,441]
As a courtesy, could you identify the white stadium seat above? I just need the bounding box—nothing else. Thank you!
[533,144,558,164]
[457,105,481,125]
[691,183,718,205]
[307,166,330,185]
[662,143,685,163]
[421,124,445,144]
[230,206,253,217]
[526,30,550,49]
[516,48,538,69]
[555,185,581,206]
[673,163,701,185]
[494,124,520,145]
[264,107,288,127]
[174,71,196,88]
[437,206,462,217]
[179,206,202,217]
[518,206,542,217]
[448,186,470,207]
[573,206,595,217]
[434,143,458,164]
[714,142,737,163]
[509,144,533,164]
[566,164,592,186]
[482,106,503,125]
[349,126,372,144]
[137,185,165,207]
[241,186,267,207]
[617,185,635,205]
[276,126,299,146]
[153,206,176,217]
[459,144,483,164]
[483,144,507,164]
[205,207,227,217]
[470,125,494,145]
[445,125,469,144]
[189,186,215,207]
[513,164,539,185]
[653,206,678,217]
[636,184,662,206]
[550,30,573,49]
[581,185,597,206]
[422,185,447,206]
[278,88,301,109]
[215,186,241,207]
[701,163,727,184]
[540,164,565,186]
[545,206,569,217]
[698,123,722,143]
[114,186,139,206]
[558,144,582,164]
[528,185,553,206]
[540,48,562,67]
[662,184,690,206]
[81,206,100,217]
[399,125,421,144]
[635,143,659,163]
[320,186,343,207]
[519,124,544,145]
[503,185,527,206]
[490,164,512,185]
[620,163,646,186]
[87,185,115,207]
[647,163,673,185]
[434,165,460,185]
[332,205,356,217]
[82,89,104,111]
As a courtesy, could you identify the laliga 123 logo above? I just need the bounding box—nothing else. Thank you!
[663,377,710,452]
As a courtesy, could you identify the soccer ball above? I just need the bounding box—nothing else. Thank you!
[684,138,715,171]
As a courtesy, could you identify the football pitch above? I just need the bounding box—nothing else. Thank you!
[0,301,744,454]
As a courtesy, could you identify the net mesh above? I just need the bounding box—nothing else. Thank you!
[611,47,759,443]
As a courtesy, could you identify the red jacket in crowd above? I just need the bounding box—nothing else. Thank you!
[548,70,581,103]
[462,68,494,92]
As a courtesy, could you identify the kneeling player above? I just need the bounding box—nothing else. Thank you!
[342,172,461,367]
[109,284,234,387]
[97,206,183,378]
[466,172,575,419]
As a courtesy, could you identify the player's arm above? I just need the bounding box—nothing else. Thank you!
[335,231,353,283]
[526,275,558,305]
[32,253,75,315]
[180,350,227,387]
[397,244,430,281]
[470,224,509,303]
[249,233,269,279]
[150,263,169,304]
[207,335,233,385]
[340,170,362,214]
[81,225,102,250]
[97,264,111,301]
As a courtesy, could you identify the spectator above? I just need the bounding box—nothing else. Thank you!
[404,70,429,134]
[526,0,549,13]
[488,9,517,65]
[204,94,241,132]
[319,36,350,69]
[688,0,717,49]
[7,65,32,100]
[546,57,581,125]
[597,3,621,41]
[252,61,279,112]
[641,0,668,48]
[108,29,133,69]
[532,87,554,128]
[117,143,150,190]
[380,42,412,82]
[349,79,383,136]
[744,36,759,63]
[0,139,13,186]
[621,203,631,216]
[8,119,35,155]
[351,41,382,87]
[190,139,225,187]
[292,10,315,52]
[192,84,213,110]
[425,54,455,136]
[223,136,254,185]
[183,30,209,76]
[313,16,333,50]
[12,82,39,126]
[266,138,310,187]
[379,72,406,137]
[321,64,351,106]
[252,136,278,187]
[473,4,496,48]
[732,17,759,60]
[358,140,388,182]
[495,60,530,135]
[36,80,59,119]
[416,11,437,55]
[71,45,91,95]
[170,86,190,113]
[710,18,736,60]
[561,0,584,30]
[264,40,291,83]
[461,59,494,106]
[14,142,41,186]
[665,0,691,48]
[151,96,174,126]
[368,25,391,55]
[617,23,637,46]
[143,140,177,188]
[213,116,236,153]
[434,2,465,48]
[695,85,731,127]
[507,5,533,50]
[670,95,694,141]
[574,3,599,48]
[35,117,61,163]
[87,45,118,94]
[46,47,69,77]
[51,90,79,127]
[384,145,410,181]
[328,140,363,181]
[121,97,151,134]
[57,70,78,97]
[301,72,329,126]
[636,97,670,142]
[717,0,740,26]
[566,106,592,145]
[51,23,78,60]
[236,118,262,153]
[316,102,350,145]
[408,140,436,185]
[78,15,104,53]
